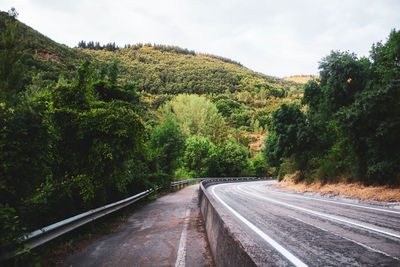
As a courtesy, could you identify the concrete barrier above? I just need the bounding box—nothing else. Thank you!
[199,181,257,267]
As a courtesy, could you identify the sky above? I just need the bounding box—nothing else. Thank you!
[1,0,399,78]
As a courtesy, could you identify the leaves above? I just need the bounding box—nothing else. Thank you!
[263,30,400,185]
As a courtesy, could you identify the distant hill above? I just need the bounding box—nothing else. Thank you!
[283,75,318,84]
[82,45,301,96]
[0,11,88,85]
[0,11,301,97]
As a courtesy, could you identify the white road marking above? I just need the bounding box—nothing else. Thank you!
[287,214,400,262]
[258,184,400,215]
[175,190,196,267]
[175,208,190,267]
[236,185,400,240]
[211,185,308,267]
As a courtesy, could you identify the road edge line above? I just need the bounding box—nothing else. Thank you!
[211,184,308,267]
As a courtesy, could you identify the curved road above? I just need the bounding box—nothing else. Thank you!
[209,180,400,266]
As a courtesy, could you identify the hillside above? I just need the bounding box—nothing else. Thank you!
[0,11,88,85]
[283,75,318,84]
[0,11,301,99]
[82,46,301,96]
[1,11,302,247]
[0,9,303,146]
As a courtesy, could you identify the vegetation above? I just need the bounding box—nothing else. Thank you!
[283,75,318,84]
[0,10,300,262]
[264,30,400,186]
[2,8,398,264]
[81,42,299,96]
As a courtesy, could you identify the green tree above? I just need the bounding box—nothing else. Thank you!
[0,8,24,105]
[107,59,120,83]
[318,51,369,114]
[184,136,220,177]
[159,94,227,144]
[251,153,271,177]
[50,62,146,211]
[370,29,400,84]
[218,139,249,176]
[264,104,306,165]
[338,30,400,184]
[265,30,400,185]
[149,117,185,176]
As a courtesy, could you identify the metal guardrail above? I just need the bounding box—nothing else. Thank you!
[1,187,160,260]
[3,178,267,260]
[171,177,268,188]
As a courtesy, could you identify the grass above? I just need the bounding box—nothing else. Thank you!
[283,75,318,84]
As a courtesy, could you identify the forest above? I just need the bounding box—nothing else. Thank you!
[264,30,400,186]
[0,8,399,260]
[0,9,299,256]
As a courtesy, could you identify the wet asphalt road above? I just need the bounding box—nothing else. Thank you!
[209,180,400,266]
[65,185,213,267]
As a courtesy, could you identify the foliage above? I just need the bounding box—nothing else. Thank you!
[264,103,308,169]
[0,11,88,89]
[251,153,271,177]
[159,94,227,144]
[0,11,24,104]
[337,30,400,184]
[82,44,300,96]
[149,117,186,176]
[183,136,220,177]
[218,139,250,177]
[77,40,119,51]
[0,10,304,261]
[264,29,400,185]
[0,57,149,256]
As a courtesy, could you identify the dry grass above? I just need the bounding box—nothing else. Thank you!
[283,75,318,84]
[248,133,264,156]
[274,177,400,202]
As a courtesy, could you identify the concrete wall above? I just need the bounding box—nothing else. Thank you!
[199,182,257,267]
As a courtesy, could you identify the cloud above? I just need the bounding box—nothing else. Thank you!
[1,0,399,77]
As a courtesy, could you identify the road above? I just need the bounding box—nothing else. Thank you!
[209,180,400,266]
[65,185,213,267]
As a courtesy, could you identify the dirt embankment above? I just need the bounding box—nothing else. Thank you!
[273,178,400,202]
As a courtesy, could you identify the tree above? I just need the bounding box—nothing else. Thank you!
[107,59,119,83]
[265,104,306,159]
[338,30,400,184]
[50,61,146,210]
[318,51,369,114]
[184,136,220,177]
[0,8,24,105]
[264,103,311,176]
[251,153,271,177]
[149,117,185,176]
[370,29,400,84]
[264,30,400,185]
[159,94,227,144]
[218,139,249,176]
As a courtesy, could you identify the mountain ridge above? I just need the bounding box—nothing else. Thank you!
[0,10,301,96]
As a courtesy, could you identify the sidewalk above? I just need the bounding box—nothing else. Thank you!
[65,185,214,267]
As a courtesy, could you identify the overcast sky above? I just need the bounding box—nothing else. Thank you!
[1,0,399,77]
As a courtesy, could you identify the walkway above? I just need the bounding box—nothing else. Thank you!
[65,185,213,267]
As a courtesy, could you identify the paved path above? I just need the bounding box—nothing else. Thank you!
[65,185,213,267]
[210,180,400,266]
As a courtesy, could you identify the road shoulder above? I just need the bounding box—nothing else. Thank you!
[65,185,213,267]
[273,178,400,203]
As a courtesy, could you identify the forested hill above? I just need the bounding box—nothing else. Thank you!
[1,10,300,257]
[0,11,87,83]
[2,9,399,263]
[82,45,299,96]
[0,11,300,97]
